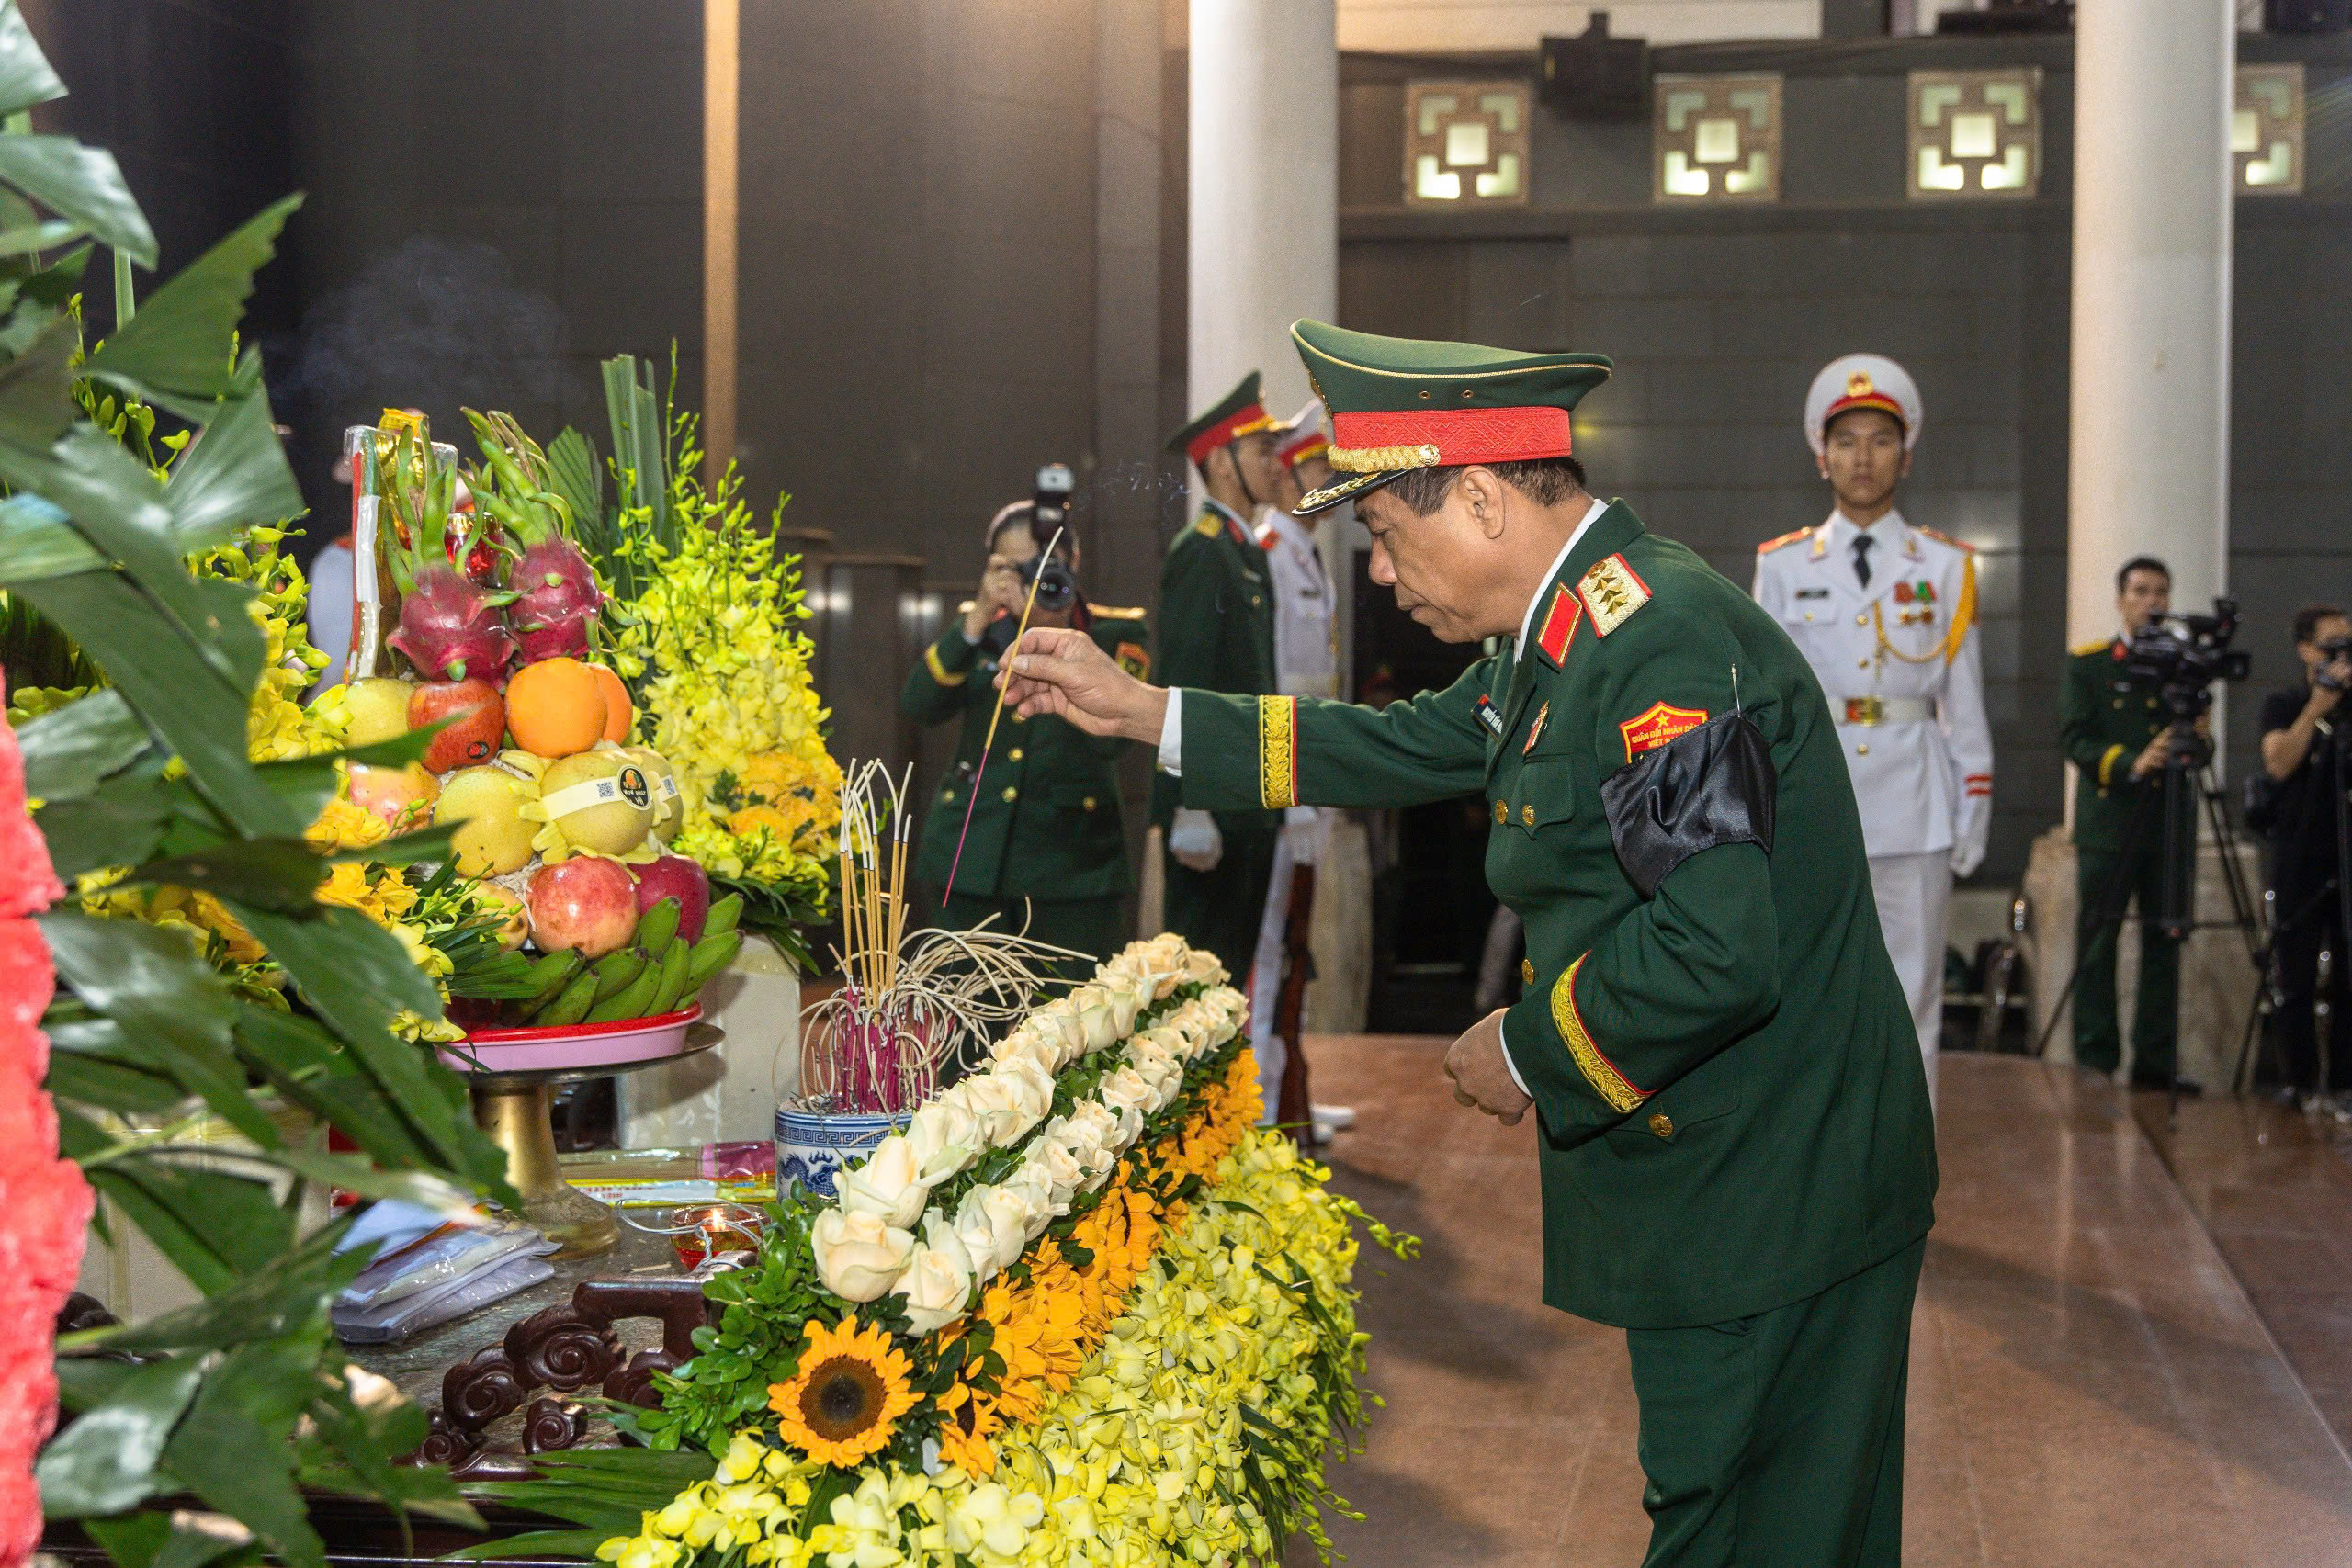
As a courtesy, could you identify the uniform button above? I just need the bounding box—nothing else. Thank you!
[1493,800,1507,825]
[2112,699,2123,709]
[1857,743,1870,756]
[1081,795,1097,811]
[1521,803,1536,827]
[1252,594,1263,606]
[1855,613,1867,626]
[1648,1112,1675,1140]
[942,790,955,803]
[1001,786,1018,803]
[1012,712,1027,724]
[1858,659,1869,669]
[1008,747,1024,761]
[2145,698,2158,710]
[1520,958,1535,986]
[1804,612,1815,622]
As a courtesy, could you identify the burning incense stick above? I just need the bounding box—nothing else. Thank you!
[941,526,1065,906]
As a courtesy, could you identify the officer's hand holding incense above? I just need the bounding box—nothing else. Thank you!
[1443,1009,1532,1126]
[1001,626,1168,742]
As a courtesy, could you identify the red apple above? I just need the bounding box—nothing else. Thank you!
[632,853,712,944]
[345,761,439,830]
[526,858,639,958]
[407,678,507,773]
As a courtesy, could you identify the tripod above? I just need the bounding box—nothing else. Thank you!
[2031,722,2267,1109]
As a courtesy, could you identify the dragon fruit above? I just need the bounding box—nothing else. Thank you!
[465,409,605,664]
[384,435,518,683]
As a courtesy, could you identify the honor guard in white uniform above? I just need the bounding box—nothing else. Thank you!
[1248,402,1351,1140]
[1752,355,1992,1101]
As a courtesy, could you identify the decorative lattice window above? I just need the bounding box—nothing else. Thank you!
[1403,82,1531,207]
[2234,63,2303,197]
[1654,74,1781,203]
[1907,68,2041,200]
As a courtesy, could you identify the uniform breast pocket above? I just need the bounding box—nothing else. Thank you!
[1600,1049,1743,1156]
[1498,759,1577,837]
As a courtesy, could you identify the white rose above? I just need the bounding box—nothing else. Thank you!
[1029,1009,1088,1071]
[1023,1134,1087,1205]
[1106,984,1143,1039]
[953,1184,1036,1277]
[961,1069,1043,1146]
[904,1097,982,1184]
[899,1216,978,1335]
[835,1134,928,1229]
[1068,984,1120,1052]
[1001,1164,1065,1235]
[812,1207,915,1302]
[1099,1065,1153,1119]
[1181,948,1226,986]
[997,1053,1057,1123]
[990,1020,1054,1070]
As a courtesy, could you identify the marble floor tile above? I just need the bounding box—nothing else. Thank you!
[1301,1039,2352,1566]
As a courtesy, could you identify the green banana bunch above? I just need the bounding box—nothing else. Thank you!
[507,890,752,1029]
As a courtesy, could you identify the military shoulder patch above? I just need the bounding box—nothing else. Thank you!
[1912,525,1973,553]
[1757,526,1813,556]
[1535,584,1582,665]
[1577,554,1652,637]
[1114,640,1150,679]
[1618,702,1709,762]
[1192,515,1222,538]
[2072,637,2116,657]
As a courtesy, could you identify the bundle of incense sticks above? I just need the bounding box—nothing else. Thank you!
[796,760,1092,1116]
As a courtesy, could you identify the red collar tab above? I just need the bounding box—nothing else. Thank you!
[1535,583,1582,666]
[1184,402,1273,466]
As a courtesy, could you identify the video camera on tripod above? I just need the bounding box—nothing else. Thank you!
[2122,597,2255,733]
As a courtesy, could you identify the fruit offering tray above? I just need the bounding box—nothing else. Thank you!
[439,1003,704,1074]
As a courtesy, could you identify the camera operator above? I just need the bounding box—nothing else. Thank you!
[2062,557,2192,1091]
[900,488,1150,972]
[2256,604,2352,1114]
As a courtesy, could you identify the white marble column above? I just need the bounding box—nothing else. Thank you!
[1188,0,1337,428]
[2066,0,2235,642]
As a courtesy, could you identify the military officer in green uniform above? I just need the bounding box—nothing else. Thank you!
[2059,555,2185,1089]
[1155,373,1283,978]
[900,498,1149,971]
[1001,321,1937,1567]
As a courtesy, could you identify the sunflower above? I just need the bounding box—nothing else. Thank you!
[767,1317,919,1468]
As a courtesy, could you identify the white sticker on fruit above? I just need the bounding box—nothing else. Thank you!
[656,771,681,802]
[542,765,653,819]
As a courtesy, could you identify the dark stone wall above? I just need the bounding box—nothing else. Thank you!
[1339,32,2352,890]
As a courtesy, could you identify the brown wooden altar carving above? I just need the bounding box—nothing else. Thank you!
[408,1277,717,1481]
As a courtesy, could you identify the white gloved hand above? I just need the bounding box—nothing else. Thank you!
[1168,808,1224,873]
[1282,805,1324,867]
[1951,792,1992,879]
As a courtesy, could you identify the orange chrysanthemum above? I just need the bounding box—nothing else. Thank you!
[767,1316,920,1468]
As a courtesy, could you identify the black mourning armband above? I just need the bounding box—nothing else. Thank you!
[1600,713,1776,898]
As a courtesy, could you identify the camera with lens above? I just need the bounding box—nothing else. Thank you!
[2316,631,2352,693]
[1018,465,1078,614]
[2123,596,2253,728]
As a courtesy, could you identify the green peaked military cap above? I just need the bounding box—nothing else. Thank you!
[1289,320,1612,513]
[1167,370,1276,465]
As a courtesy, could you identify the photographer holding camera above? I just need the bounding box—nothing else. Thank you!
[900,476,1150,970]
[2062,557,2191,1090]
[2256,604,2352,1114]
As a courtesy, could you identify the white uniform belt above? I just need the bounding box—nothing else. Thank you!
[1837,696,1932,726]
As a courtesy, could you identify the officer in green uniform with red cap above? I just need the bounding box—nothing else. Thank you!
[1154,372,1283,979]
[1001,321,1937,1567]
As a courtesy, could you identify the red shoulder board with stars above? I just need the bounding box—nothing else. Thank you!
[1577,554,1652,637]
[1535,585,1582,665]
[1619,702,1709,762]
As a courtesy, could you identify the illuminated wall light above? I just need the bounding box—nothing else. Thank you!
[1655,75,1780,203]
[1907,68,2041,201]
[2234,63,2303,196]
[1404,80,1530,207]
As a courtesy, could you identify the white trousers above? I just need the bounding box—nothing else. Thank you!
[1868,850,1951,1109]
[1248,815,1328,1124]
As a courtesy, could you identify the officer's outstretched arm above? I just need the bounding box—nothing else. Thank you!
[1170,660,1495,811]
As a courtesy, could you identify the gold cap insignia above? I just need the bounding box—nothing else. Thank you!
[1847,371,1874,397]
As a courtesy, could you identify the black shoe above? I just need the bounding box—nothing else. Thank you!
[2132,1074,2200,1097]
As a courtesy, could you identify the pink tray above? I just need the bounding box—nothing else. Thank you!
[440,1004,704,1074]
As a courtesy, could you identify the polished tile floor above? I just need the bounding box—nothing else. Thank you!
[1306,1041,2352,1566]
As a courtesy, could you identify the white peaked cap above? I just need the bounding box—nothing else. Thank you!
[1804,354,1921,456]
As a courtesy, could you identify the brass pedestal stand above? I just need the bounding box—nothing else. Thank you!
[459,1023,723,1261]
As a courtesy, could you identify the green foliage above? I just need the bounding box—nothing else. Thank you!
[0,6,511,1564]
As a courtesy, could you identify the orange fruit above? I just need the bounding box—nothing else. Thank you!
[504,657,607,758]
[587,664,633,743]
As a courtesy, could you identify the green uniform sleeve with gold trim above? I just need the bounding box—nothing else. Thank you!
[1175,657,1496,811]
[1503,846,1779,1128]
[900,625,981,725]
[2059,650,2134,791]
[1501,598,1781,1129]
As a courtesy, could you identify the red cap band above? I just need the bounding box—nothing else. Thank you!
[1329,404,1573,468]
[1822,391,1905,429]
[1278,431,1329,467]
[1184,403,1273,466]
